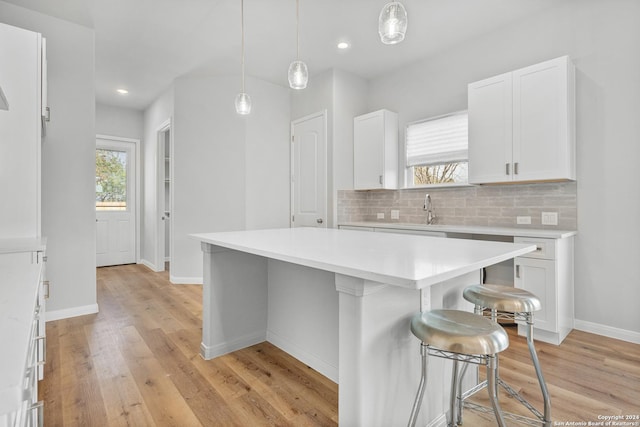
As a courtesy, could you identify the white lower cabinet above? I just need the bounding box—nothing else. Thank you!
[338,224,575,344]
[514,236,574,345]
[0,247,46,427]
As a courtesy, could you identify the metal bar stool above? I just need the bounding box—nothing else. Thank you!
[458,284,551,427]
[408,309,509,427]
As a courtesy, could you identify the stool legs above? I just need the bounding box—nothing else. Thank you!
[487,355,507,427]
[526,320,551,427]
[408,343,429,427]
[408,343,507,427]
[459,306,552,427]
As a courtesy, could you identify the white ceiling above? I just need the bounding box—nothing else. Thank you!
[4,0,559,110]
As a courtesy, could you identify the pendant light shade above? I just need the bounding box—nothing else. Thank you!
[378,1,408,45]
[288,60,308,90]
[236,0,251,115]
[289,0,308,90]
[235,93,251,115]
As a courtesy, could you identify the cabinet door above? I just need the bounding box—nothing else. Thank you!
[515,257,556,333]
[468,72,513,184]
[512,56,574,181]
[354,112,385,189]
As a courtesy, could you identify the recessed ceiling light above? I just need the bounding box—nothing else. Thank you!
[337,42,350,50]
[117,89,129,94]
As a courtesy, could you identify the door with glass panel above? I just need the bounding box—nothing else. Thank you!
[95,138,136,267]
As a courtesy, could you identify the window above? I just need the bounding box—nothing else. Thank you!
[405,111,468,186]
[96,148,128,210]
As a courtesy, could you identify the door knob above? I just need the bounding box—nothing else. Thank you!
[317,218,323,224]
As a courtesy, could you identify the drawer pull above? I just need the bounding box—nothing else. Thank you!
[35,335,46,366]
[536,246,543,251]
[515,264,521,279]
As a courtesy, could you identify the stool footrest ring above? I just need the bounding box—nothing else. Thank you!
[459,378,549,426]
[426,347,490,366]
[463,401,547,427]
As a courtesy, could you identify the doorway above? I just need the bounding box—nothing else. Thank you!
[156,120,172,272]
[95,136,139,267]
[291,111,327,228]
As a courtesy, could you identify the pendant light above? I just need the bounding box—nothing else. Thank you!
[235,0,251,115]
[288,0,308,90]
[378,1,408,45]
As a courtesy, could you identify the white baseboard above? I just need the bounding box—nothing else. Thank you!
[170,275,203,285]
[200,331,266,360]
[574,319,640,344]
[267,331,338,383]
[46,303,99,322]
[139,258,158,271]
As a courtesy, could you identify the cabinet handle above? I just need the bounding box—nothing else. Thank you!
[515,264,521,279]
[505,163,510,175]
[379,175,383,185]
[44,281,50,299]
[514,162,519,175]
[35,335,46,367]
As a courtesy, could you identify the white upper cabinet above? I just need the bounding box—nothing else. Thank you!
[0,23,44,239]
[468,56,575,184]
[353,109,398,190]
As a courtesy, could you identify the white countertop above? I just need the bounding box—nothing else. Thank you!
[340,222,577,239]
[191,227,535,289]
[0,237,47,255]
[0,259,41,415]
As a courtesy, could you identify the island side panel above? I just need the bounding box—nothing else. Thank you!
[200,243,268,359]
[266,259,339,382]
[335,270,479,427]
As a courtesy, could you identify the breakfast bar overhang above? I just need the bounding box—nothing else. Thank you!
[192,227,535,426]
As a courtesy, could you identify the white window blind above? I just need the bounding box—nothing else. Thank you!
[406,111,468,167]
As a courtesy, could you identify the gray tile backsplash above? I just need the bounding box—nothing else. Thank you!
[337,182,577,230]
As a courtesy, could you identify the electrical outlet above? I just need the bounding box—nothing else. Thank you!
[391,210,400,220]
[377,212,385,219]
[541,212,558,226]
[516,216,532,225]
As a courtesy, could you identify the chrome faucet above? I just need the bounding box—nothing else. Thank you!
[423,194,436,225]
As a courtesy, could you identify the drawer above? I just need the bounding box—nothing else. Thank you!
[514,236,556,260]
[374,228,446,238]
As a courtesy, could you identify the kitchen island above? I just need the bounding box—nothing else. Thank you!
[192,227,535,426]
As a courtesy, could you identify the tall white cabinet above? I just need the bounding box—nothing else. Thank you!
[0,23,47,239]
[0,23,48,427]
[353,109,398,190]
[468,56,575,184]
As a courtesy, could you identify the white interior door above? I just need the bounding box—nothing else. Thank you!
[291,111,327,228]
[96,138,136,267]
[155,121,171,272]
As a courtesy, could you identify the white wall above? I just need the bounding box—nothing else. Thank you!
[171,75,290,282]
[141,88,174,270]
[0,2,97,318]
[367,0,640,337]
[96,103,144,141]
[245,76,291,231]
[290,68,369,227]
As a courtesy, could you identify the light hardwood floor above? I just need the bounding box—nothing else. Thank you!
[39,264,640,426]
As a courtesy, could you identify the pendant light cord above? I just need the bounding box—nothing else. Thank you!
[241,0,245,92]
[296,0,300,60]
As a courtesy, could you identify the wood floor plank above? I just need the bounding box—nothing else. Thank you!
[38,264,640,426]
[116,325,202,426]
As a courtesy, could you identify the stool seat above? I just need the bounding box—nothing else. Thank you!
[464,284,542,313]
[411,309,509,355]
